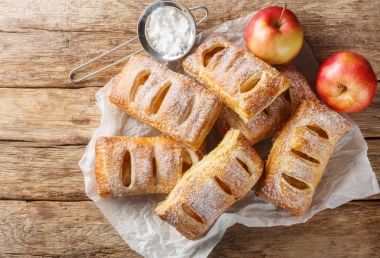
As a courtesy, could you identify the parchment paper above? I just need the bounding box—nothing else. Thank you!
[79,13,379,258]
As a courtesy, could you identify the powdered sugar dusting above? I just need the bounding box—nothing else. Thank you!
[218,95,291,145]
[95,135,200,197]
[156,130,263,239]
[277,64,319,111]
[256,100,350,215]
[109,55,222,150]
[186,33,289,121]
[217,65,319,145]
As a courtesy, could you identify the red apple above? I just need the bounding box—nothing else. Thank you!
[316,51,377,113]
[245,6,304,64]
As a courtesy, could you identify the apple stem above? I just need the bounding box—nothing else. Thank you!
[337,84,348,95]
[277,4,287,27]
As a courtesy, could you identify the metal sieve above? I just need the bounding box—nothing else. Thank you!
[69,0,208,83]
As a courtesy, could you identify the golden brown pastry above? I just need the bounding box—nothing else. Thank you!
[156,129,264,239]
[277,64,319,111]
[182,33,289,122]
[109,55,222,150]
[217,95,291,145]
[95,135,201,197]
[216,64,318,145]
[256,100,350,215]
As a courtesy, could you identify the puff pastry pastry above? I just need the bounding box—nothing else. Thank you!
[256,100,350,215]
[156,129,263,239]
[182,33,289,122]
[217,65,318,145]
[95,135,200,197]
[217,96,291,145]
[109,54,222,150]
[277,64,318,111]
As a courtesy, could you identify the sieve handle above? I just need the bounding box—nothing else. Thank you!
[69,36,143,84]
[189,6,209,26]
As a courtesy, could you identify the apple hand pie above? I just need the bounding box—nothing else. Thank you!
[277,64,319,111]
[182,33,289,122]
[95,136,200,197]
[109,55,222,150]
[256,100,350,215]
[217,64,318,145]
[155,129,263,240]
[217,95,291,145]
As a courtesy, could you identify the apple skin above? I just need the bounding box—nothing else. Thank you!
[245,6,304,64]
[316,51,377,113]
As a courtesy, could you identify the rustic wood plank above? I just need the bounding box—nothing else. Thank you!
[350,92,380,138]
[211,202,380,258]
[368,139,380,174]
[0,139,379,201]
[0,201,378,257]
[0,86,378,145]
[0,200,135,257]
[0,142,87,201]
[366,139,380,199]
[0,31,141,88]
[0,0,378,88]
[0,87,100,145]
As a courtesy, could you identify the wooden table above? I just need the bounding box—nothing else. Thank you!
[0,0,379,257]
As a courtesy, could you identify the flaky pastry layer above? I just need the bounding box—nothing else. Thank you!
[109,54,222,150]
[277,64,319,112]
[95,135,200,197]
[256,100,350,215]
[217,64,318,145]
[217,95,291,145]
[156,129,263,239]
[183,33,289,122]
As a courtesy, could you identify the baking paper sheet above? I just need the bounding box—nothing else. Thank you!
[79,13,379,258]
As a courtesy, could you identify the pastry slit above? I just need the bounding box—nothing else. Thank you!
[121,150,132,187]
[95,136,201,197]
[181,203,204,224]
[256,100,350,216]
[130,70,151,101]
[152,156,158,185]
[150,82,171,114]
[283,90,291,103]
[236,157,251,176]
[306,125,329,139]
[155,130,264,239]
[183,34,290,122]
[291,148,320,164]
[110,55,222,151]
[214,176,233,196]
[282,173,309,190]
[240,73,261,93]
[179,96,195,124]
[182,150,193,174]
[263,107,270,117]
[203,46,226,67]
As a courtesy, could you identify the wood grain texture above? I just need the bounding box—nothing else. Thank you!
[211,202,380,258]
[350,92,380,138]
[0,142,87,201]
[0,87,100,145]
[0,201,378,257]
[0,86,378,146]
[0,0,378,88]
[0,139,379,201]
[0,201,134,257]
